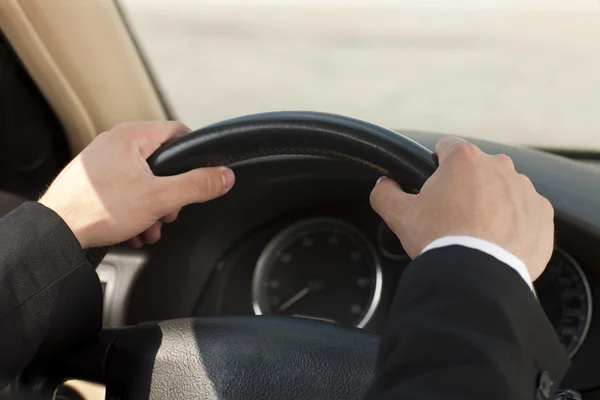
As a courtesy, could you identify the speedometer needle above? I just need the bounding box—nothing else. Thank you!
[274,280,325,315]
[275,287,311,315]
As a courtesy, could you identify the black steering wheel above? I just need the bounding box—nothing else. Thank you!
[34,112,437,400]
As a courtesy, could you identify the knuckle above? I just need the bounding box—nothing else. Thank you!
[112,121,136,133]
[369,184,387,208]
[171,121,190,132]
[438,135,463,146]
[194,171,213,195]
[369,187,381,207]
[92,130,112,146]
[106,122,139,145]
[435,136,459,156]
[541,197,554,216]
[193,169,222,197]
[518,173,535,189]
[436,136,457,149]
[165,121,191,138]
[495,154,515,170]
[454,142,480,161]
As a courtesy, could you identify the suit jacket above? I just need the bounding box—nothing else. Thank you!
[0,202,570,399]
[367,246,571,399]
[0,202,102,382]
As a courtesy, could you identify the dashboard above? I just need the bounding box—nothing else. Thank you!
[203,214,593,360]
[93,131,600,394]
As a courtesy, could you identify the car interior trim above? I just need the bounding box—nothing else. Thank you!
[0,0,167,154]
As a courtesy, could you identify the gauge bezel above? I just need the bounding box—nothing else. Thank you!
[252,217,383,329]
[552,248,593,358]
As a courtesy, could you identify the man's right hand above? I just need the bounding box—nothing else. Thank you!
[370,136,554,281]
[39,121,235,250]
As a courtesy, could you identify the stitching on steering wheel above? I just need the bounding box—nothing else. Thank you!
[196,147,390,175]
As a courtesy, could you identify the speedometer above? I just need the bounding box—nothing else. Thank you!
[535,248,592,358]
[252,218,592,354]
[252,218,382,328]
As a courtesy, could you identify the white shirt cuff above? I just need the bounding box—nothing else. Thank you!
[420,236,534,292]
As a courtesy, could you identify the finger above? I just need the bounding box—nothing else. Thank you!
[140,221,163,245]
[156,167,235,213]
[129,236,144,248]
[114,121,191,158]
[434,136,477,165]
[162,209,180,223]
[369,177,415,224]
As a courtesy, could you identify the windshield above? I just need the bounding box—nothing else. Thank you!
[119,0,600,151]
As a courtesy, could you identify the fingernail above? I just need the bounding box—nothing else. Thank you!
[376,176,387,185]
[220,167,235,192]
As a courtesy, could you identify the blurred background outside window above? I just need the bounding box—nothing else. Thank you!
[119,0,600,151]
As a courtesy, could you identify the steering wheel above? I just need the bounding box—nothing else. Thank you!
[31,112,437,400]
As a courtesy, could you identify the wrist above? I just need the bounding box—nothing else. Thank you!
[38,198,89,249]
[420,236,534,292]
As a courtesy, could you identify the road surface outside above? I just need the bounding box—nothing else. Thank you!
[120,0,600,150]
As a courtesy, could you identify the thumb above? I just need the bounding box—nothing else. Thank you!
[370,177,415,228]
[156,167,235,212]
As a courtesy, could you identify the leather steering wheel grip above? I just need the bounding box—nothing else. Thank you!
[147,111,438,191]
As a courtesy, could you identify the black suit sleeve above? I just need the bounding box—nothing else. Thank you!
[0,202,103,381]
[367,245,570,400]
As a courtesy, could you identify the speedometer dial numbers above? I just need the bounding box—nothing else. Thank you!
[252,218,382,329]
[535,248,592,358]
